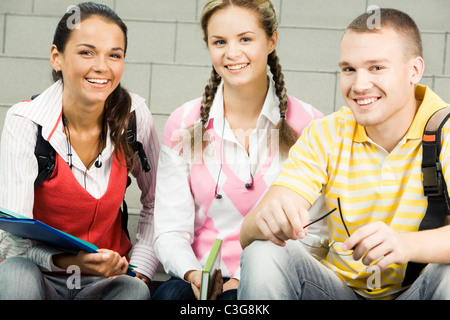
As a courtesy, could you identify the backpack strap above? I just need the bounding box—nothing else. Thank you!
[34,125,56,189]
[34,108,151,189]
[119,110,151,240]
[126,110,151,172]
[403,107,450,286]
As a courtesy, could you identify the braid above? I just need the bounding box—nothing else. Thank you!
[200,68,221,124]
[185,67,222,159]
[268,50,298,158]
[268,50,288,113]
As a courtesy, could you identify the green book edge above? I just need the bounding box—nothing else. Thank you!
[199,238,222,300]
[203,238,222,272]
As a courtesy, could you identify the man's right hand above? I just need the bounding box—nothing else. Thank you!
[240,186,311,248]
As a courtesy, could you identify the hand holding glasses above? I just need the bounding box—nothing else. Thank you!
[300,197,354,256]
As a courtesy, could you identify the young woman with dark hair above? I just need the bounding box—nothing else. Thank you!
[0,2,159,300]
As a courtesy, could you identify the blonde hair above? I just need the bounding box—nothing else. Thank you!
[185,0,297,158]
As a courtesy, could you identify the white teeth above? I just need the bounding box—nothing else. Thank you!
[87,79,108,84]
[357,97,378,105]
[227,64,248,70]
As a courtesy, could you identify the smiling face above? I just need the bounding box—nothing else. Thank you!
[51,16,126,108]
[339,28,424,138]
[206,5,277,90]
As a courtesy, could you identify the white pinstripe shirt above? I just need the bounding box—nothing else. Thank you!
[0,80,160,280]
[154,80,323,280]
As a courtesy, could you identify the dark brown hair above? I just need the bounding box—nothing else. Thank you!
[185,0,297,159]
[52,2,134,171]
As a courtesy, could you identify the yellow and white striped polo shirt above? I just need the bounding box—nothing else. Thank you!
[274,85,450,299]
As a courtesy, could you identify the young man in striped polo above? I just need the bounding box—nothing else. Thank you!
[238,8,450,300]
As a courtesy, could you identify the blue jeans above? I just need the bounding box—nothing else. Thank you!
[0,257,150,300]
[152,277,238,300]
[238,240,450,300]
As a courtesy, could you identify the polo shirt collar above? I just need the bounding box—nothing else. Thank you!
[407,85,448,140]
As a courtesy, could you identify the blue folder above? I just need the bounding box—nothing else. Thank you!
[0,207,136,276]
[0,217,98,253]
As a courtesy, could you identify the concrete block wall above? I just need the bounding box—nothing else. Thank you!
[1,0,450,214]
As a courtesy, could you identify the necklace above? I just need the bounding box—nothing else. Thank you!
[62,114,105,188]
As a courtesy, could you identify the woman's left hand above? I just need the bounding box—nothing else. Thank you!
[135,272,150,285]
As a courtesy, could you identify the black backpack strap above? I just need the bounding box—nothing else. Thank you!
[34,125,56,189]
[126,110,151,172]
[31,94,56,190]
[120,110,152,240]
[403,107,450,286]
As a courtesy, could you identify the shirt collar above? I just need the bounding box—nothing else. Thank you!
[407,85,448,140]
[353,85,448,143]
[207,78,281,131]
[13,80,64,141]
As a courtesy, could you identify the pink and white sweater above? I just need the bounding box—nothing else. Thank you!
[153,80,323,280]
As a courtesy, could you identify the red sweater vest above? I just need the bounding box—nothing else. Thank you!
[33,153,132,258]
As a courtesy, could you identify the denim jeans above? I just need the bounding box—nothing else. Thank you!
[238,240,450,300]
[0,257,150,300]
[152,277,238,300]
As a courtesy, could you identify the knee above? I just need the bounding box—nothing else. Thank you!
[239,240,306,300]
[125,277,151,300]
[430,264,450,297]
[1,256,35,270]
[104,276,150,300]
[240,240,296,285]
[241,240,307,271]
[242,240,285,266]
[135,278,151,300]
[0,257,42,279]
[0,257,45,299]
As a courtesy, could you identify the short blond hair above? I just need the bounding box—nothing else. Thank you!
[346,8,423,59]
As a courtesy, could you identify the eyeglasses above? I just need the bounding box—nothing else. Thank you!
[300,197,353,257]
[303,198,350,236]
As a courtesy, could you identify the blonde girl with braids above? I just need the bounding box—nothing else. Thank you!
[153,0,323,300]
